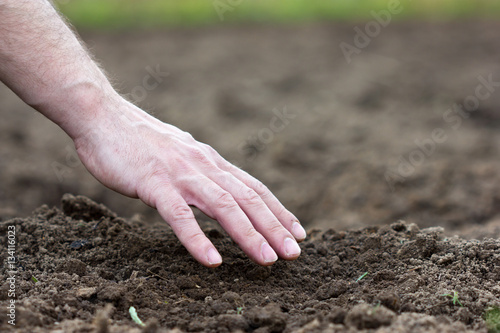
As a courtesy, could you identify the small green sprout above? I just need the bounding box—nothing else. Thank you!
[441,290,463,307]
[484,306,500,333]
[31,276,39,283]
[237,307,243,315]
[356,272,368,282]
[129,306,146,327]
[368,302,381,315]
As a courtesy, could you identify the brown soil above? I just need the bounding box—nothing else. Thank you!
[1,194,499,332]
[0,21,500,332]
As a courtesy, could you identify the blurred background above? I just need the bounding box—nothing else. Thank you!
[1,0,499,238]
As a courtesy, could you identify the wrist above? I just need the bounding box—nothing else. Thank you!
[68,85,162,150]
[38,80,122,141]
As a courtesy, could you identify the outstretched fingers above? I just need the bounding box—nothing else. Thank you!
[222,163,307,242]
[155,190,223,267]
[207,171,301,260]
[186,177,280,266]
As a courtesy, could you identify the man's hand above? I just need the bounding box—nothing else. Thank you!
[0,0,305,266]
[74,97,306,267]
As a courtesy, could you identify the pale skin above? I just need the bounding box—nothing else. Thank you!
[0,0,306,267]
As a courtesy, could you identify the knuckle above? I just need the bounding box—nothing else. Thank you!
[225,162,241,173]
[177,130,195,143]
[252,179,270,196]
[265,221,286,235]
[185,231,207,247]
[215,191,238,210]
[241,225,260,240]
[273,204,289,218]
[177,174,205,189]
[183,132,195,141]
[188,147,213,166]
[239,187,262,207]
[138,177,170,208]
[217,171,234,183]
[170,203,194,222]
[201,143,219,156]
[139,157,168,183]
[171,156,195,173]
[174,224,208,250]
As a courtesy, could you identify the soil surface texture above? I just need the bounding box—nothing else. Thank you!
[1,194,499,332]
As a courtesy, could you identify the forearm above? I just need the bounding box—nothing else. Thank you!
[0,0,120,139]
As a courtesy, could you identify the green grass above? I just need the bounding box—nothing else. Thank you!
[56,0,500,29]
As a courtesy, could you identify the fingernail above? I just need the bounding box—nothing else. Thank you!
[207,248,222,265]
[292,222,307,241]
[284,237,301,257]
[261,242,278,263]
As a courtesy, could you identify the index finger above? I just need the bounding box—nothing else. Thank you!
[155,189,223,267]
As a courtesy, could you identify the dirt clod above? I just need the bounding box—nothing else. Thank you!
[56,258,87,276]
[345,304,395,329]
[76,287,97,299]
[376,291,401,312]
[314,280,349,301]
[62,193,117,222]
[244,303,287,332]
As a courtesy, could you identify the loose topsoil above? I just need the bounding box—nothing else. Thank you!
[1,194,499,332]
